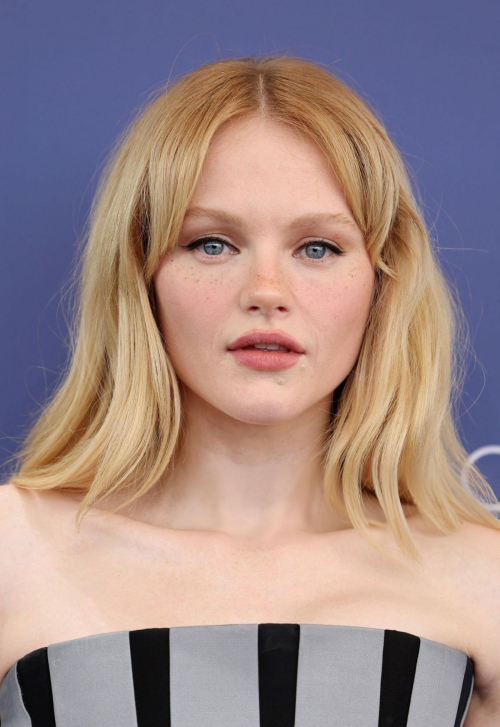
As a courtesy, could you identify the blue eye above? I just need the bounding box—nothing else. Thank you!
[301,241,343,259]
[185,236,344,259]
[186,237,229,256]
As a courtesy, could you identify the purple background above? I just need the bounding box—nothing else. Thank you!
[1,0,499,499]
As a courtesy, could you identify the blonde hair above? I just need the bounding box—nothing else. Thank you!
[5,53,499,565]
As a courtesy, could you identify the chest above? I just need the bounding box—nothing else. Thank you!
[2,522,475,671]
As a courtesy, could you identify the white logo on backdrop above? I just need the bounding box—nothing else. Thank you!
[461,445,500,515]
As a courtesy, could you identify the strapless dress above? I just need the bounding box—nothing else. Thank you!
[0,622,474,726]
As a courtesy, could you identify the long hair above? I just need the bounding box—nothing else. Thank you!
[5,54,499,564]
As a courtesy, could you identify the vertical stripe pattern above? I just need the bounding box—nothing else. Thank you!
[13,646,55,727]
[48,630,138,727]
[129,627,171,726]
[169,623,260,727]
[406,636,471,727]
[258,623,300,727]
[378,630,421,725]
[0,662,33,727]
[294,624,385,726]
[455,657,474,727]
[0,623,475,727]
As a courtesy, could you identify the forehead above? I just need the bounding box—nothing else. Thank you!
[204,115,329,173]
[188,116,356,227]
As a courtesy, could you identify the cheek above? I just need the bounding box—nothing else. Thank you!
[153,263,230,349]
[312,263,374,363]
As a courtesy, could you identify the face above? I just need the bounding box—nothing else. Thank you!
[152,115,375,425]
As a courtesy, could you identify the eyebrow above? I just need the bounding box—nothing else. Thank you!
[183,206,359,232]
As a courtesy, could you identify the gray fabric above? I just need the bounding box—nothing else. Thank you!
[48,630,138,727]
[0,622,473,726]
[459,674,475,727]
[407,636,472,727]
[295,624,385,727]
[0,663,32,726]
[169,623,260,727]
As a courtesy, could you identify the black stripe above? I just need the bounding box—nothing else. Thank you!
[454,656,474,727]
[129,628,171,727]
[16,647,56,726]
[378,629,420,727]
[258,623,300,727]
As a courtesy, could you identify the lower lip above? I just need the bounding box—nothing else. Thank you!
[228,347,304,370]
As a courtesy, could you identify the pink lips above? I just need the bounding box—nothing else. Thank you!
[227,329,305,371]
[227,329,305,353]
[229,347,303,370]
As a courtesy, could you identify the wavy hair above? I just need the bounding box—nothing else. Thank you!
[5,54,499,564]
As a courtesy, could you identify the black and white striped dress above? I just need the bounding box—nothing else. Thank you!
[0,622,474,726]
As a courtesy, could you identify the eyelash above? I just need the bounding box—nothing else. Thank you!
[184,235,345,260]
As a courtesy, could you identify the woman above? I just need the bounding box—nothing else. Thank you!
[0,54,498,726]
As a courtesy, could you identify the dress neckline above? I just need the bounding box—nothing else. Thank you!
[9,621,472,671]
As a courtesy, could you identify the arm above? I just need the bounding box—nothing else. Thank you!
[461,523,500,726]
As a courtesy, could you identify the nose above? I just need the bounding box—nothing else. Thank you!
[240,249,292,315]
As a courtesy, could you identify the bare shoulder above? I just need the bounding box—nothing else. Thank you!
[442,519,500,721]
[0,483,82,685]
[442,519,500,605]
[457,519,500,631]
[0,482,47,540]
[398,513,500,721]
[430,518,500,627]
[0,483,66,601]
[0,485,34,637]
[0,482,31,560]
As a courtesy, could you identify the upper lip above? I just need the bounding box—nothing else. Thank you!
[228,329,305,353]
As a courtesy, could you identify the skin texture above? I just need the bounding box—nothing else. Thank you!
[149,114,376,543]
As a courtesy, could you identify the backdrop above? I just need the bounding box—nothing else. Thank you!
[1,0,498,505]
